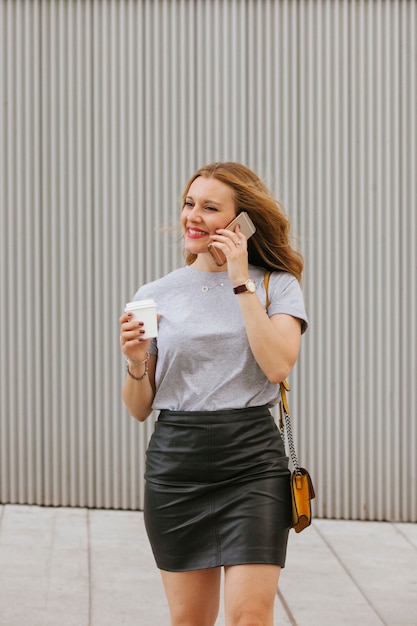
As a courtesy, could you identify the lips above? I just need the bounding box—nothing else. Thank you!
[186,227,209,239]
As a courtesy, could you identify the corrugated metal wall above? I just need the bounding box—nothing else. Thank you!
[1,0,415,521]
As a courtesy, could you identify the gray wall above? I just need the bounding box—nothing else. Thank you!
[1,0,416,521]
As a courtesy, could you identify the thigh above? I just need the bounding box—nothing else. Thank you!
[224,564,281,626]
[160,567,221,626]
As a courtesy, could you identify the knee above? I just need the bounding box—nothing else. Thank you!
[170,607,219,626]
[227,609,270,626]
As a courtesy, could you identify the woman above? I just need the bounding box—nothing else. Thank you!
[119,162,308,626]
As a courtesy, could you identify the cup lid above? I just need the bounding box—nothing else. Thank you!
[125,299,157,310]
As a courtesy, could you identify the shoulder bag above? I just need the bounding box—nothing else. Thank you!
[264,271,315,533]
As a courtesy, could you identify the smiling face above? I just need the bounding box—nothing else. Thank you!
[181,176,237,259]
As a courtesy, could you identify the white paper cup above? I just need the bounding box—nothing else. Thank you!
[124,299,158,339]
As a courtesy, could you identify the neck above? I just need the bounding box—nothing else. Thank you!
[191,253,227,273]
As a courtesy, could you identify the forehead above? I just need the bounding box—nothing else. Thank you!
[187,176,235,205]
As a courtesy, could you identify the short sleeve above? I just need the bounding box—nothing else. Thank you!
[266,272,308,334]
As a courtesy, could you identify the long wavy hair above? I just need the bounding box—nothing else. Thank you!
[181,162,304,281]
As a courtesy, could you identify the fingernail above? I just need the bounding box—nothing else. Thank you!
[138,322,144,327]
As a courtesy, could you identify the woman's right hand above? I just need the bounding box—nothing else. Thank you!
[120,312,156,422]
[119,312,152,363]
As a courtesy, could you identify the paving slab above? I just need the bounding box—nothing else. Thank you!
[88,508,170,625]
[279,522,384,626]
[395,522,417,549]
[279,519,417,626]
[315,519,417,626]
[1,505,416,626]
[0,505,89,626]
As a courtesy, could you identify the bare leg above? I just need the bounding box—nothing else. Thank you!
[224,564,281,626]
[160,567,222,626]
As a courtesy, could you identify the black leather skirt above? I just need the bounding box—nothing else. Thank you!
[144,405,292,572]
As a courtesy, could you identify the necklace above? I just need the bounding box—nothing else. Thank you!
[201,281,225,293]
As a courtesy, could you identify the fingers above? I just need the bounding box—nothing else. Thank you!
[212,224,244,245]
[120,314,147,355]
[209,226,245,257]
[119,312,133,325]
[121,326,145,344]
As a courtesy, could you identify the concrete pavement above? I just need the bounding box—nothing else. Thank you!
[0,504,416,625]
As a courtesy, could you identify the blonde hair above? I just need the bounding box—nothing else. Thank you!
[181,162,303,281]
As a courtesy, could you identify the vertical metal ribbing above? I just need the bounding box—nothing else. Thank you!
[0,0,415,520]
[0,0,5,506]
[292,0,416,521]
[0,1,44,505]
[400,0,416,523]
[36,0,94,507]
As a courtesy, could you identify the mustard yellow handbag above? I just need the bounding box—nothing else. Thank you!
[279,380,315,532]
[264,272,316,533]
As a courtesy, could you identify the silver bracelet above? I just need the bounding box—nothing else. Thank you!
[126,353,149,381]
[125,352,149,367]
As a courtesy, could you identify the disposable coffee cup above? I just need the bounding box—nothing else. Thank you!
[124,299,158,339]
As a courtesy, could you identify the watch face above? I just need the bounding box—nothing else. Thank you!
[247,279,256,293]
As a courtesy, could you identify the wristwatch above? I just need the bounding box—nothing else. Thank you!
[233,279,256,294]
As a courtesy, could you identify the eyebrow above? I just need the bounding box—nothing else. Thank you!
[185,196,221,206]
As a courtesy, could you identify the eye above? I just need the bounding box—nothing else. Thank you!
[205,206,218,212]
[183,201,193,208]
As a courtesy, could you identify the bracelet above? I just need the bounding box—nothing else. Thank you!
[125,352,149,367]
[126,352,149,381]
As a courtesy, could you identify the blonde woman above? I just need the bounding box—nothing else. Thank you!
[120,162,308,626]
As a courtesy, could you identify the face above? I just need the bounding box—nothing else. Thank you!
[181,176,236,255]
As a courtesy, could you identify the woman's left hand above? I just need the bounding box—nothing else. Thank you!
[209,225,250,285]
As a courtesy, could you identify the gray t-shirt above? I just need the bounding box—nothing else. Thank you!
[133,264,308,411]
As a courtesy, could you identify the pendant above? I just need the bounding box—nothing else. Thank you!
[201,282,224,293]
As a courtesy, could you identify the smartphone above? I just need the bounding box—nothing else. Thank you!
[207,211,256,266]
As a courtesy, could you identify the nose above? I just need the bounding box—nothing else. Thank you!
[187,203,203,222]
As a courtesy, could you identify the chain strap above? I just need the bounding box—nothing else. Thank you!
[264,271,302,476]
[279,383,302,475]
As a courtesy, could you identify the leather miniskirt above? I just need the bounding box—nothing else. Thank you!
[144,405,292,572]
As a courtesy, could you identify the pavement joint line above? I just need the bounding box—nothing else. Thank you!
[276,586,298,626]
[314,522,387,626]
[44,509,57,613]
[393,523,417,550]
[87,508,93,626]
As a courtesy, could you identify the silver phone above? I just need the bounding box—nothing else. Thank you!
[208,212,256,266]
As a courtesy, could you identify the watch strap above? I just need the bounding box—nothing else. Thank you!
[233,279,256,294]
[233,284,249,294]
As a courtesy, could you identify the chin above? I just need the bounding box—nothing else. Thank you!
[184,241,207,255]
